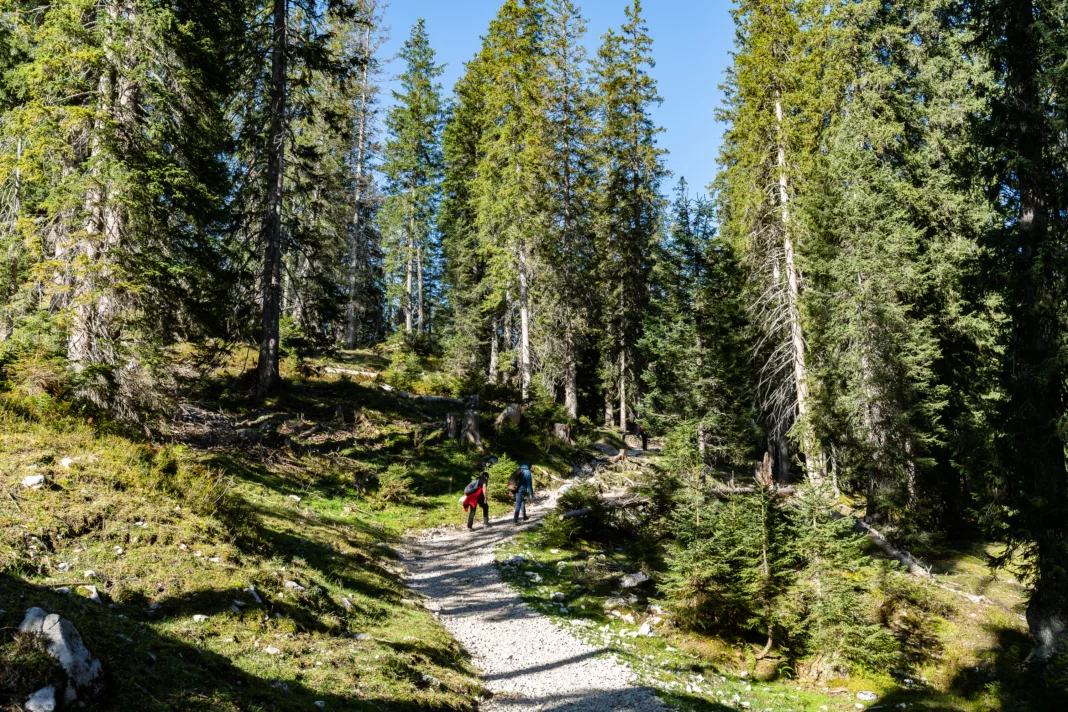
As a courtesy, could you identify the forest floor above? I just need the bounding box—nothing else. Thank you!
[0,346,1045,711]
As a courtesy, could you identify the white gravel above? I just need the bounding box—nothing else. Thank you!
[404,496,663,712]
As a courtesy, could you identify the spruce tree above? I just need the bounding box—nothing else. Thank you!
[470,0,550,401]
[593,0,666,432]
[379,20,445,339]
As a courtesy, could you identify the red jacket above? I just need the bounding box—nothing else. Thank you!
[463,486,486,510]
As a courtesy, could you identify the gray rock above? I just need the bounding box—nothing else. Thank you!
[283,580,306,592]
[25,685,57,712]
[857,691,878,701]
[192,615,208,622]
[21,474,47,490]
[80,586,102,605]
[620,571,650,588]
[19,608,103,705]
[550,592,565,602]
[603,597,627,610]
[638,622,654,637]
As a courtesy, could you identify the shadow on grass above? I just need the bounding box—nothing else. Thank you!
[867,624,1063,712]
[0,574,476,712]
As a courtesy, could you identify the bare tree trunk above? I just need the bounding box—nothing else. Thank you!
[775,93,823,485]
[564,318,578,419]
[619,349,627,433]
[345,9,374,349]
[256,0,287,396]
[1,138,21,341]
[405,209,414,334]
[605,396,614,428]
[489,314,501,384]
[517,243,532,401]
[417,241,425,333]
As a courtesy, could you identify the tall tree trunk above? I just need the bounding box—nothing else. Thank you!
[775,92,823,486]
[417,241,425,333]
[996,0,1068,662]
[605,396,614,428]
[256,0,287,396]
[619,349,627,433]
[564,317,578,419]
[1,138,21,341]
[70,0,137,377]
[405,209,414,334]
[489,313,501,384]
[345,11,373,349]
[518,242,532,401]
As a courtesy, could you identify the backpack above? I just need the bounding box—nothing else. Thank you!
[507,468,524,493]
[464,478,481,496]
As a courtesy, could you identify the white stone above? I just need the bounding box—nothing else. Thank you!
[620,571,650,588]
[264,646,282,655]
[56,563,72,572]
[247,586,263,604]
[192,615,208,622]
[315,702,325,709]
[21,474,46,490]
[25,686,57,712]
[84,571,97,579]
[19,608,103,701]
[638,622,654,637]
[524,572,542,583]
[113,547,124,555]
[284,580,306,592]
[857,691,878,702]
[60,458,74,469]
[550,592,565,602]
[621,613,636,625]
[288,495,302,502]
[80,586,102,605]
[354,633,371,641]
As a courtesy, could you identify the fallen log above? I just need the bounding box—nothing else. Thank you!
[851,516,931,578]
[325,367,378,378]
[559,493,650,520]
[377,382,465,405]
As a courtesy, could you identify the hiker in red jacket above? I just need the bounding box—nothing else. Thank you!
[463,471,490,530]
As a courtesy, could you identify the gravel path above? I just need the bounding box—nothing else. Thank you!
[404,495,663,712]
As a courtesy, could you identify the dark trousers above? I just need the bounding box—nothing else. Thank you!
[467,499,489,527]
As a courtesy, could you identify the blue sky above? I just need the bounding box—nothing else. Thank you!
[377,0,734,195]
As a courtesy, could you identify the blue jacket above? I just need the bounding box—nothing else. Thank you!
[517,468,534,497]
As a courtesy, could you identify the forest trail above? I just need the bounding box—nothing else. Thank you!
[403,492,664,712]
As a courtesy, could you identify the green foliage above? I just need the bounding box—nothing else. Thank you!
[486,455,520,503]
[376,463,413,504]
[541,483,612,547]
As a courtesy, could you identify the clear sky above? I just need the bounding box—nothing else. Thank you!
[377,0,734,195]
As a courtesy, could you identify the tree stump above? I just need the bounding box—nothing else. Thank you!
[495,403,522,428]
[447,413,460,440]
[552,423,572,444]
[462,410,483,450]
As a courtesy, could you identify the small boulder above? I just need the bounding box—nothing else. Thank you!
[264,646,282,655]
[60,458,74,469]
[620,571,651,588]
[638,621,655,637]
[21,474,47,490]
[25,685,57,712]
[603,597,627,610]
[192,615,208,623]
[19,608,103,705]
[857,691,878,702]
[550,592,566,602]
[283,580,306,592]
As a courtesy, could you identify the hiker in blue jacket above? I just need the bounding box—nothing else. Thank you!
[512,464,535,524]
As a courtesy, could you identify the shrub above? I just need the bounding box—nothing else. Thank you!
[485,456,519,503]
[541,483,612,548]
[377,464,413,503]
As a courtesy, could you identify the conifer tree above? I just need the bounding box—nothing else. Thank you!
[642,179,756,472]
[471,0,550,401]
[380,19,445,338]
[0,0,238,414]
[593,0,666,431]
[716,0,835,482]
[540,0,596,418]
[970,0,1068,660]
